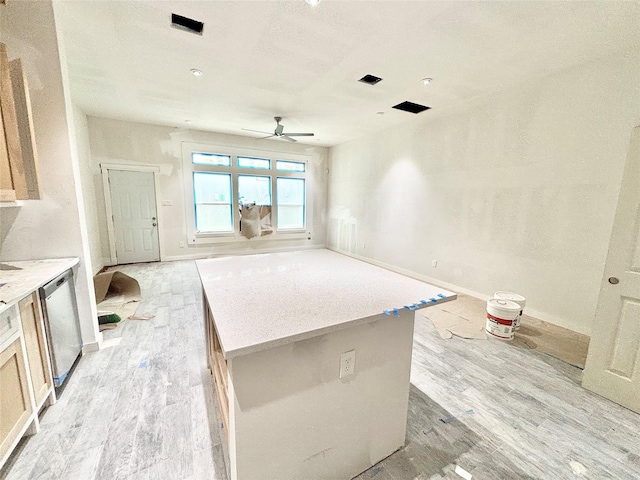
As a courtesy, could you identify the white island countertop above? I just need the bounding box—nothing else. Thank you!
[0,258,79,313]
[196,249,455,359]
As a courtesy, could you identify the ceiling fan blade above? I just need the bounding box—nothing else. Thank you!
[242,128,273,135]
[280,135,297,143]
[257,135,276,140]
[283,133,315,137]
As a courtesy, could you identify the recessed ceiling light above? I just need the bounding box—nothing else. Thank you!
[190,69,203,77]
[305,0,321,6]
[421,77,433,85]
[376,111,385,116]
[185,120,191,124]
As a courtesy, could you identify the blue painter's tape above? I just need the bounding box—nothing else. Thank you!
[139,361,148,369]
[413,303,420,309]
[393,308,400,317]
[404,305,418,311]
[420,299,428,305]
[430,297,437,303]
[383,310,391,316]
[54,369,71,387]
[437,293,446,299]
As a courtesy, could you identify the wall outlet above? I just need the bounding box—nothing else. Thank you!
[340,350,356,379]
[432,260,437,268]
[179,241,185,248]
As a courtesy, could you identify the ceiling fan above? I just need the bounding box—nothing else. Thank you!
[242,117,314,143]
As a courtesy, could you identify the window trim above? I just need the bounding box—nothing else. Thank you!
[182,142,311,245]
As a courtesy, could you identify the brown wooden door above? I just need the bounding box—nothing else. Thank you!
[19,292,52,407]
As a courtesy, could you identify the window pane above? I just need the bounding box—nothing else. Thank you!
[192,152,231,166]
[277,178,305,229]
[276,160,305,172]
[193,172,232,232]
[238,175,271,206]
[238,156,270,169]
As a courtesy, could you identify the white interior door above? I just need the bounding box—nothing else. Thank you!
[108,169,160,264]
[583,126,640,413]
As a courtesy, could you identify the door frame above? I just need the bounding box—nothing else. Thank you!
[100,163,163,265]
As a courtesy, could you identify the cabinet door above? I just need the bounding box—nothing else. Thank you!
[0,42,27,201]
[0,338,33,460]
[19,293,51,407]
[0,78,13,201]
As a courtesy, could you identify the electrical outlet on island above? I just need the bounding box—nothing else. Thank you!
[340,350,356,379]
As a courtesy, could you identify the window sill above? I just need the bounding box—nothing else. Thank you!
[189,231,310,245]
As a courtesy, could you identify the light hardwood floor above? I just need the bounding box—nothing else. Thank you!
[2,260,640,480]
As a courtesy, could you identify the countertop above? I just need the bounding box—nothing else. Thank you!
[196,249,456,359]
[0,258,79,313]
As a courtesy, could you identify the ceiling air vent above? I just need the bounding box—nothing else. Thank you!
[358,74,382,85]
[392,101,431,114]
[171,13,204,35]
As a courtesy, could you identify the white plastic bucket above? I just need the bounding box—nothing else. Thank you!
[486,298,520,340]
[494,292,526,330]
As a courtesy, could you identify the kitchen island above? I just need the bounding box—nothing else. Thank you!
[196,249,455,480]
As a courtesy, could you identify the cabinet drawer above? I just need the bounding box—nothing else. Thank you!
[0,304,20,348]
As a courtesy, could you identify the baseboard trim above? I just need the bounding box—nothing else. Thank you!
[82,339,101,354]
[163,243,325,262]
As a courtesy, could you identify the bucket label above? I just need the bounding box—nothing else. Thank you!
[486,316,514,339]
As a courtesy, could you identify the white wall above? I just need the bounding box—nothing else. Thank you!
[0,0,101,349]
[328,48,640,336]
[73,105,103,274]
[85,117,328,263]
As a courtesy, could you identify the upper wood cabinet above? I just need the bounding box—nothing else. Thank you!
[0,42,40,202]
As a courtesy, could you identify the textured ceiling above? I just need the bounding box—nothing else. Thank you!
[55,1,640,147]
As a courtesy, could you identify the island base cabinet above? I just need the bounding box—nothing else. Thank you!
[228,313,415,480]
[0,338,33,461]
[204,299,229,438]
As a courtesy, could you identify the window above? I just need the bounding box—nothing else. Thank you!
[238,175,271,206]
[238,156,270,169]
[184,143,309,242]
[193,152,231,166]
[277,177,304,229]
[276,160,305,172]
[193,172,232,233]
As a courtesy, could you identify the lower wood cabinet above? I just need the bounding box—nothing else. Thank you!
[0,337,33,461]
[19,292,51,407]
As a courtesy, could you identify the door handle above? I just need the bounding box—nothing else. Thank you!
[152,216,157,221]
[608,277,619,285]
[152,223,157,227]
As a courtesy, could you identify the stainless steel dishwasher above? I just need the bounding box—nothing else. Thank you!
[39,269,83,389]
